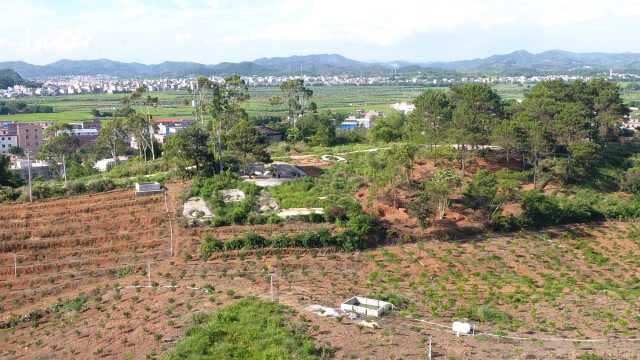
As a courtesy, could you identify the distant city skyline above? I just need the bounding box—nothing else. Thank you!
[3,0,640,65]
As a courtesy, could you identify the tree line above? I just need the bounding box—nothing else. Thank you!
[371,79,629,186]
[0,100,53,115]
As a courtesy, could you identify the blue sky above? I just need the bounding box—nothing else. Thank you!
[2,0,640,65]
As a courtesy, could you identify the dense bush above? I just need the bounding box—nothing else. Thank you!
[200,235,224,259]
[520,191,564,227]
[622,166,640,195]
[0,186,21,202]
[493,190,638,230]
[15,176,145,202]
[463,170,498,209]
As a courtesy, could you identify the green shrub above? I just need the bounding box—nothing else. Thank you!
[65,180,86,195]
[0,186,20,202]
[333,230,364,251]
[521,191,563,228]
[200,235,224,259]
[85,179,116,193]
[223,237,245,251]
[241,232,267,249]
[490,213,522,231]
[463,170,498,209]
[622,166,640,194]
[345,213,375,238]
[457,304,511,324]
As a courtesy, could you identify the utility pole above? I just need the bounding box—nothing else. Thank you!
[168,218,174,256]
[13,253,17,278]
[26,151,33,203]
[269,273,274,301]
[62,154,67,186]
[146,102,156,161]
[269,272,278,302]
[147,262,151,287]
[427,336,432,360]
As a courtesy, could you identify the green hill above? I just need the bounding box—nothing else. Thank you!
[0,69,27,89]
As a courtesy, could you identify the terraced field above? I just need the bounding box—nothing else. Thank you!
[0,190,171,316]
[1,184,639,359]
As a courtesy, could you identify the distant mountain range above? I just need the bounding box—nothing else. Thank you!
[426,50,640,74]
[3,51,640,79]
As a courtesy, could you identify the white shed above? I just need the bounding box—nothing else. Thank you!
[134,182,163,196]
[340,296,393,318]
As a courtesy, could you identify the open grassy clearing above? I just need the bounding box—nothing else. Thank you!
[164,297,329,359]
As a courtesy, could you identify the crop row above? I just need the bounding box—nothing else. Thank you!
[0,229,167,252]
[3,206,165,230]
[0,189,135,214]
[0,263,153,312]
[1,214,167,241]
[0,239,168,268]
[0,191,135,215]
[0,196,163,221]
[0,250,168,278]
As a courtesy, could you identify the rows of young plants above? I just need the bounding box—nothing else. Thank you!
[0,189,171,315]
[2,194,162,221]
[359,224,640,336]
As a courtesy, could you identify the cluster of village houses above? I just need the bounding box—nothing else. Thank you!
[1,106,387,181]
[0,117,195,180]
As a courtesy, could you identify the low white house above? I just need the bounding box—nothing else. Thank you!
[10,159,55,180]
[94,156,129,172]
[391,102,416,114]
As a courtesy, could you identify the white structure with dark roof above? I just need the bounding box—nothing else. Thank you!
[391,102,416,114]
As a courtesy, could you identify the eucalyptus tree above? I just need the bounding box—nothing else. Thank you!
[278,79,314,126]
[209,75,251,172]
[96,117,128,162]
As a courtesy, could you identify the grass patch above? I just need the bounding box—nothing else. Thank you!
[164,297,329,359]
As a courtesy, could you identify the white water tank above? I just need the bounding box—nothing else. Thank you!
[452,321,473,336]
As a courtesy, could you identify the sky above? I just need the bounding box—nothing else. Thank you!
[2,0,640,65]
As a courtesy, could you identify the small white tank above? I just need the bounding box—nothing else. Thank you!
[452,321,473,336]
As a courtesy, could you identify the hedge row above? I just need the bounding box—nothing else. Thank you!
[200,229,366,259]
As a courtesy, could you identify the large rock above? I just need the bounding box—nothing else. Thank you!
[257,191,279,214]
[220,189,245,203]
[182,197,213,219]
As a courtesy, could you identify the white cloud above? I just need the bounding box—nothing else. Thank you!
[251,0,637,46]
[1,0,639,63]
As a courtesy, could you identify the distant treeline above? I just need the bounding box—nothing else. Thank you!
[90,109,114,118]
[0,101,53,115]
